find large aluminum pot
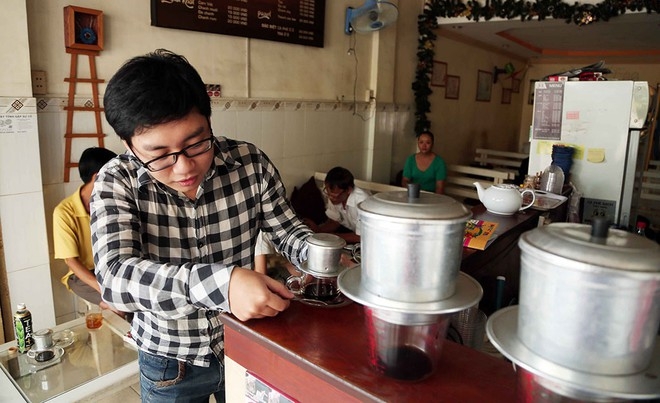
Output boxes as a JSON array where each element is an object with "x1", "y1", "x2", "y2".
[
  {"x1": 358, "y1": 186, "x2": 471, "y2": 303},
  {"x1": 518, "y1": 223, "x2": 660, "y2": 375}
]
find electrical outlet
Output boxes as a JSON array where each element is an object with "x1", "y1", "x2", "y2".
[
  {"x1": 205, "y1": 83, "x2": 222, "y2": 97},
  {"x1": 32, "y1": 70, "x2": 47, "y2": 95}
]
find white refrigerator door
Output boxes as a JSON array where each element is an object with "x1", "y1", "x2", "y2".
[{"x1": 529, "y1": 81, "x2": 635, "y2": 223}]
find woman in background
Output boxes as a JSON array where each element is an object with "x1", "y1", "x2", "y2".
[{"x1": 402, "y1": 131, "x2": 447, "y2": 194}]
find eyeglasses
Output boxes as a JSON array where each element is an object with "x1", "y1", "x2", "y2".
[{"x1": 133, "y1": 136, "x2": 215, "y2": 172}]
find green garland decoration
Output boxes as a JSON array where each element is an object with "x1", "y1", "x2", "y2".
[{"x1": 412, "y1": 0, "x2": 660, "y2": 135}]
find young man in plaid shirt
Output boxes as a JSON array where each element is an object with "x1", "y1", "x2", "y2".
[{"x1": 91, "y1": 49, "x2": 312, "y2": 402}]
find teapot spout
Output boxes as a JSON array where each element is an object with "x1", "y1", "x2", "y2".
[{"x1": 474, "y1": 181, "x2": 485, "y2": 201}]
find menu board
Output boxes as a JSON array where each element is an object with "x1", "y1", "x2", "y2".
[
  {"x1": 532, "y1": 82, "x2": 565, "y2": 140},
  {"x1": 151, "y1": 0, "x2": 325, "y2": 48}
]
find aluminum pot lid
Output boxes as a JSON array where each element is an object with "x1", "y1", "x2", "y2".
[
  {"x1": 520, "y1": 223, "x2": 660, "y2": 273},
  {"x1": 359, "y1": 190, "x2": 471, "y2": 222}
]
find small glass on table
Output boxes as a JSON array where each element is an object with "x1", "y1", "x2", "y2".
[{"x1": 85, "y1": 304, "x2": 103, "y2": 329}]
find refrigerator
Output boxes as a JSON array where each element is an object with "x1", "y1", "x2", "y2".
[{"x1": 528, "y1": 81, "x2": 651, "y2": 228}]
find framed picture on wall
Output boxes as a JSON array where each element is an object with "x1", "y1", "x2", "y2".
[
  {"x1": 512, "y1": 78, "x2": 521, "y2": 93},
  {"x1": 528, "y1": 79, "x2": 539, "y2": 104},
  {"x1": 476, "y1": 70, "x2": 492, "y2": 102},
  {"x1": 432, "y1": 61, "x2": 448, "y2": 87},
  {"x1": 502, "y1": 88, "x2": 512, "y2": 104},
  {"x1": 445, "y1": 75, "x2": 460, "y2": 99}
]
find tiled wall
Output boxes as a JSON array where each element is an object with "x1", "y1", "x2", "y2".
[
  {"x1": 35, "y1": 96, "x2": 412, "y2": 323},
  {"x1": 0, "y1": 96, "x2": 55, "y2": 329}
]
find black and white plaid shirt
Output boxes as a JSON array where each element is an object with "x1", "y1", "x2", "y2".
[{"x1": 90, "y1": 137, "x2": 311, "y2": 367}]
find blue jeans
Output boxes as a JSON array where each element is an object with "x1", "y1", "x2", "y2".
[{"x1": 138, "y1": 350, "x2": 225, "y2": 403}]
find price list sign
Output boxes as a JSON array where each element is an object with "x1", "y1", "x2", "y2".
[
  {"x1": 532, "y1": 82, "x2": 565, "y2": 140},
  {"x1": 151, "y1": 0, "x2": 325, "y2": 48}
]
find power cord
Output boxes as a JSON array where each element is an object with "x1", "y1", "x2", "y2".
[{"x1": 347, "y1": 33, "x2": 374, "y2": 121}]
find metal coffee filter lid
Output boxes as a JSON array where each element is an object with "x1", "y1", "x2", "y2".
[
  {"x1": 520, "y1": 223, "x2": 660, "y2": 273},
  {"x1": 307, "y1": 233, "x2": 346, "y2": 248},
  {"x1": 359, "y1": 191, "x2": 471, "y2": 222}
]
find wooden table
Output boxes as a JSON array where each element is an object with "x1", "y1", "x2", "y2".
[{"x1": 220, "y1": 202, "x2": 569, "y2": 402}]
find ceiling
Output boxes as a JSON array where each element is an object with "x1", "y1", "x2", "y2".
[{"x1": 436, "y1": 12, "x2": 660, "y2": 63}]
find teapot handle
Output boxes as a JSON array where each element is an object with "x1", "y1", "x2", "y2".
[{"x1": 519, "y1": 189, "x2": 536, "y2": 211}]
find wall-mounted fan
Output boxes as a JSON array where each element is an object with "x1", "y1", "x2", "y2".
[{"x1": 345, "y1": 0, "x2": 399, "y2": 35}]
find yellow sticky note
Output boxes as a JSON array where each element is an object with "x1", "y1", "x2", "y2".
[
  {"x1": 536, "y1": 141, "x2": 553, "y2": 155},
  {"x1": 586, "y1": 148, "x2": 605, "y2": 163}
]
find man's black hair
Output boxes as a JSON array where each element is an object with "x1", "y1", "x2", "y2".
[
  {"x1": 79, "y1": 147, "x2": 117, "y2": 184},
  {"x1": 325, "y1": 167, "x2": 354, "y2": 191},
  {"x1": 103, "y1": 49, "x2": 212, "y2": 142}
]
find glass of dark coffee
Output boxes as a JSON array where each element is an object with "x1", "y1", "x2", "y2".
[
  {"x1": 286, "y1": 273, "x2": 340, "y2": 303},
  {"x1": 364, "y1": 307, "x2": 450, "y2": 381}
]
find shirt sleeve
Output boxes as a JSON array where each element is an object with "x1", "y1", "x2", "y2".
[
  {"x1": 90, "y1": 167, "x2": 232, "y2": 319},
  {"x1": 52, "y1": 204, "x2": 81, "y2": 260}
]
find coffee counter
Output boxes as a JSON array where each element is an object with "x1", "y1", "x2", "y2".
[
  {"x1": 221, "y1": 302, "x2": 517, "y2": 403},
  {"x1": 0, "y1": 195, "x2": 562, "y2": 401},
  {"x1": 220, "y1": 202, "x2": 564, "y2": 402}
]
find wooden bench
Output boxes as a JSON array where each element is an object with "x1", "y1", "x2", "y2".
[
  {"x1": 638, "y1": 160, "x2": 660, "y2": 225},
  {"x1": 474, "y1": 148, "x2": 528, "y2": 180},
  {"x1": 445, "y1": 164, "x2": 510, "y2": 201},
  {"x1": 313, "y1": 172, "x2": 402, "y2": 194}
]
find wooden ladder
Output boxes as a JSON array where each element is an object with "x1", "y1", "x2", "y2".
[{"x1": 63, "y1": 48, "x2": 105, "y2": 182}]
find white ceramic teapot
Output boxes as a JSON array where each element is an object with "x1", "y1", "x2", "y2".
[{"x1": 474, "y1": 182, "x2": 536, "y2": 216}]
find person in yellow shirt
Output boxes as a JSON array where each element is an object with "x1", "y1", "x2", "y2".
[{"x1": 53, "y1": 147, "x2": 117, "y2": 310}]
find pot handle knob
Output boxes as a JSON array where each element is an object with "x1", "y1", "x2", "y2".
[
  {"x1": 407, "y1": 183, "x2": 420, "y2": 200},
  {"x1": 589, "y1": 217, "x2": 610, "y2": 244}
]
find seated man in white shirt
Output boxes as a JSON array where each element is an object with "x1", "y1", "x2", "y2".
[{"x1": 304, "y1": 167, "x2": 370, "y2": 244}]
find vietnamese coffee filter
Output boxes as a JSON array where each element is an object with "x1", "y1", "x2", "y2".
[
  {"x1": 300, "y1": 233, "x2": 346, "y2": 277},
  {"x1": 518, "y1": 223, "x2": 660, "y2": 375}
]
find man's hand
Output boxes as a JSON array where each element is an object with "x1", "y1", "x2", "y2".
[{"x1": 228, "y1": 267, "x2": 294, "y2": 321}]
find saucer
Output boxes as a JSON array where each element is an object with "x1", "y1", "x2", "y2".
[
  {"x1": 486, "y1": 306, "x2": 660, "y2": 399},
  {"x1": 27, "y1": 346, "x2": 64, "y2": 367},
  {"x1": 53, "y1": 329, "x2": 75, "y2": 348},
  {"x1": 293, "y1": 293, "x2": 353, "y2": 308},
  {"x1": 337, "y1": 267, "x2": 483, "y2": 314},
  {"x1": 295, "y1": 295, "x2": 352, "y2": 309}
]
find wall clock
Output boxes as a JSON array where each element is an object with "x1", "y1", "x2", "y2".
[{"x1": 63, "y1": 6, "x2": 104, "y2": 51}]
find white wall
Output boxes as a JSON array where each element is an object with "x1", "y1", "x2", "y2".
[{"x1": 0, "y1": 0, "x2": 55, "y2": 331}]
